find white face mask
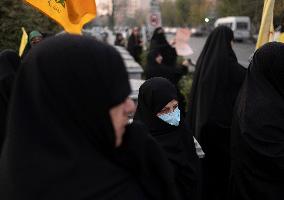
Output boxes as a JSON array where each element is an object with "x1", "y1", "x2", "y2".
[{"x1": 158, "y1": 107, "x2": 180, "y2": 126}]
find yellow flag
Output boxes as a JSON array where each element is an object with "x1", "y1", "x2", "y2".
[
  {"x1": 256, "y1": 0, "x2": 275, "y2": 49},
  {"x1": 19, "y1": 27, "x2": 28, "y2": 57},
  {"x1": 25, "y1": 0, "x2": 97, "y2": 34},
  {"x1": 279, "y1": 33, "x2": 284, "y2": 43}
]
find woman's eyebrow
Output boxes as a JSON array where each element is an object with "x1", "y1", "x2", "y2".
[{"x1": 160, "y1": 107, "x2": 169, "y2": 112}]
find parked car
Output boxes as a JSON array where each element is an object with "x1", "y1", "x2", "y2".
[
  {"x1": 164, "y1": 27, "x2": 178, "y2": 35},
  {"x1": 191, "y1": 26, "x2": 207, "y2": 37}
]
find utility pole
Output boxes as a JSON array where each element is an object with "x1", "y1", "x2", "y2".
[{"x1": 110, "y1": 0, "x2": 115, "y2": 30}]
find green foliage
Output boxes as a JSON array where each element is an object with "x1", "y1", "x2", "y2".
[
  {"x1": 176, "y1": 56, "x2": 193, "y2": 110},
  {"x1": 176, "y1": 0, "x2": 190, "y2": 26},
  {"x1": 160, "y1": 0, "x2": 179, "y2": 27},
  {"x1": 161, "y1": 0, "x2": 283, "y2": 29},
  {"x1": 178, "y1": 73, "x2": 193, "y2": 111},
  {"x1": 161, "y1": 0, "x2": 191, "y2": 27},
  {"x1": 124, "y1": 10, "x2": 147, "y2": 28},
  {"x1": 189, "y1": 0, "x2": 211, "y2": 26},
  {"x1": 0, "y1": 0, "x2": 61, "y2": 51},
  {"x1": 161, "y1": 0, "x2": 211, "y2": 27},
  {"x1": 273, "y1": 1, "x2": 284, "y2": 25},
  {"x1": 140, "y1": 50, "x2": 147, "y2": 71},
  {"x1": 217, "y1": 0, "x2": 263, "y2": 30},
  {"x1": 217, "y1": 0, "x2": 284, "y2": 31}
]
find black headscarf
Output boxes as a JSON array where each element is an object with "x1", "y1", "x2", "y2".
[
  {"x1": 0, "y1": 50, "x2": 20, "y2": 73},
  {"x1": 186, "y1": 27, "x2": 246, "y2": 200},
  {"x1": 114, "y1": 33, "x2": 125, "y2": 47},
  {"x1": 229, "y1": 42, "x2": 284, "y2": 200},
  {"x1": 150, "y1": 27, "x2": 169, "y2": 49},
  {"x1": 145, "y1": 49, "x2": 185, "y2": 85},
  {"x1": 186, "y1": 26, "x2": 246, "y2": 139},
  {"x1": 134, "y1": 77, "x2": 178, "y2": 133},
  {"x1": 149, "y1": 27, "x2": 177, "y2": 66},
  {"x1": 134, "y1": 77, "x2": 199, "y2": 200},
  {"x1": 0, "y1": 35, "x2": 180, "y2": 200},
  {"x1": 0, "y1": 50, "x2": 20, "y2": 154}
]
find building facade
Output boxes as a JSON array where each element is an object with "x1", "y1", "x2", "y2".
[{"x1": 96, "y1": 0, "x2": 112, "y2": 16}]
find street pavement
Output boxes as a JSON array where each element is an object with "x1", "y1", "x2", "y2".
[{"x1": 188, "y1": 36, "x2": 256, "y2": 68}]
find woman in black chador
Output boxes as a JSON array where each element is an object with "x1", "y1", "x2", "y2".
[
  {"x1": 147, "y1": 27, "x2": 188, "y2": 115},
  {"x1": 186, "y1": 26, "x2": 246, "y2": 200},
  {"x1": 127, "y1": 27, "x2": 143, "y2": 64},
  {"x1": 149, "y1": 27, "x2": 177, "y2": 67},
  {"x1": 134, "y1": 77, "x2": 200, "y2": 200},
  {"x1": 229, "y1": 42, "x2": 284, "y2": 200},
  {"x1": 114, "y1": 33, "x2": 126, "y2": 47},
  {"x1": 145, "y1": 49, "x2": 187, "y2": 88},
  {"x1": 0, "y1": 50, "x2": 20, "y2": 154},
  {"x1": 0, "y1": 35, "x2": 182, "y2": 200}
]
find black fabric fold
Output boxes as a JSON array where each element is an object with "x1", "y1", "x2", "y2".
[
  {"x1": 0, "y1": 50, "x2": 20, "y2": 155},
  {"x1": 127, "y1": 33, "x2": 142, "y2": 64},
  {"x1": 134, "y1": 77, "x2": 199, "y2": 200},
  {"x1": 149, "y1": 27, "x2": 177, "y2": 67},
  {"x1": 0, "y1": 35, "x2": 180, "y2": 200},
  {"x1": 186, "y1": 26, "x2": 246, "y2": 200},
  {"x1": 229, "y1": 42, "x2": 284, "y2": 200}
]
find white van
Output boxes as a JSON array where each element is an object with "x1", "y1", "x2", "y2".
[{"x1": 214, "y1": 16, "x2": 251, "y2": 41}]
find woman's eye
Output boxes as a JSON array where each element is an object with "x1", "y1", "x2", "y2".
[{"x1": 160, "y1": 108, "x2": 169, "y2": 115}]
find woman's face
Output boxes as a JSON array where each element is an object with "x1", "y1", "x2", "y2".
[
  {"x1": 155, "y1": 54, "x2": 163, "y2": 64},
  {"x1": 117, "y1": 34, "x2": 122, "y2": 40},
  {"x1": 30, "y1": 36, "x2": 43, "y2": 47},
  {"x1": 156, "y1": 99, "x2": 178, "y2": 116},
  {"x1": 109, "y1": 97, "x2": 135, "y2": 147},
  {"x1": 133, "y1": 27, "x2": 139, "y2": 36},
  {"x1": 157, "y1": 28, "x2": 164, "y2": 35}
]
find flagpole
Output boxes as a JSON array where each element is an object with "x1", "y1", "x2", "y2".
[{"x1": 256, "y1": 0, "x2": 275, "y2": 49}]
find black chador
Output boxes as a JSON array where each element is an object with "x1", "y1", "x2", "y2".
[
  {"x1": 186, "y1": 26, "x2": 246, "y2": 200},
  {"x1": 229, "y1": 42, "x2": 284, "y2": 200},
  {"x1": 0, "y1": 35, "x2": 181, "y2": 200},
  {"x1": 134, "y1": 77, "x2": 199, "y2": 200}
]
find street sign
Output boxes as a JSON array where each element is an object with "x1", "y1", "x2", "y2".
[
  {"x1": 146, "y1": 0, "x2": 162, "y2": 40},
  {"x1": 150, "y1": 14, "x2": 159, "y2": 26}
]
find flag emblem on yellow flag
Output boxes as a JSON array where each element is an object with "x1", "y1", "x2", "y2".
[
  {"x1": 256, "y1": 0, "x2": 275, "y2": 49},
  {"x1": 19, "y1": 27, "x2": 28, "y2": 57},
  {"x1": 25, "y1": 0, "x2": 97, "y2": 34}
]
